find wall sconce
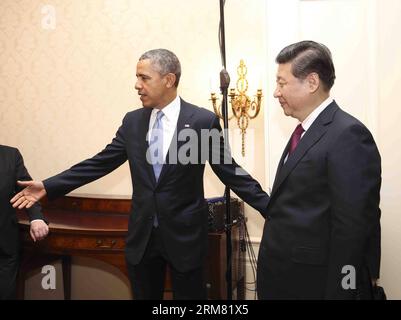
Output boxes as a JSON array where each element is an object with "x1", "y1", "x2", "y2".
[{"x1": 210, "y1": 59, "x2": 263, "y2": 156}]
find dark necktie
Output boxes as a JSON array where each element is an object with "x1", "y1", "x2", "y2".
[{"x1": 288, "y1": 124, "x2": 305, "y2": 156}]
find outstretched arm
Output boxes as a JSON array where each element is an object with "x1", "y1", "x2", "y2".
[
  {"x1": 208, "y1": 115, "x2": 270, "y2": 216},
  {"x1": 12, "y1": 114, "x2": 129, "y2": 208}
]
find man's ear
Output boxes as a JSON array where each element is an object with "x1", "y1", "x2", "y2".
[
  {"x1": 307, "y1": 72, "x2": 320, "y2": 93},
  {"x1": 164, "y1": 73, "x2": 177, "y2": 88}
]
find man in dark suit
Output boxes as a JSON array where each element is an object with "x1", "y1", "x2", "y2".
[
  {"x1": 11, "y1": 49, "x2": 269, "y2": 300},
  {"x1": 0, "y1": 145, "x2": 48, "y2": 299},
  {"x1": 257, "y1": 41, "x2": 381, "y2": 300}
]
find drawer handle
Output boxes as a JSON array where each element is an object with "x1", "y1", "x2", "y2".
[{"x1": 96, "y1": 239, "x2": 116, "y2": 249}]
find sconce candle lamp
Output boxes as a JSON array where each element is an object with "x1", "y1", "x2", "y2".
[{"x1": 210, "y1": 60, "x2": 263, "y2": 156}]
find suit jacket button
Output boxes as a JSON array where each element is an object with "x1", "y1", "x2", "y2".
[
  {"x1": 149, "y1": 215, "x2": 154, "y2": 220},
  {"x1": 266, "y1": 215, "x2": 272, "y2": 221}
]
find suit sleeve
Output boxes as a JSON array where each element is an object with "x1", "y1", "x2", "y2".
[
  {"x1": 43, "y1": 116, "x2": 128, "y2": 199},
  {"x1": 208, "y1": 115, "x2": 270, "y2": 217},
  {"x1": 14, "y1": 149, "x2": 46, "y2": 222},
  {"x1": 325, "y1": 123, "x2": 381, "y2": 299}
]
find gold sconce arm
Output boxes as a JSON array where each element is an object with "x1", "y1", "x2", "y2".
[
  {"x1": 248, "y1": 89, "x2": 263, "y2": 119},
  {"x1": 210, "y1": 92, "x2": 234, "y2": 120}
]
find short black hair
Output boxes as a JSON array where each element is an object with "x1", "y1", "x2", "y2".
[
  {"x1": 140, "y1": 49, "x2": 181, "y2": 87},
  {"x1": 276, "y1": 40, "x2": 336, "y2": 91}
]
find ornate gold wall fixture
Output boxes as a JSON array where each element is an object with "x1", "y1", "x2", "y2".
[{"x1": 210, "y1": 60, "x2": 263, "y2": 156}]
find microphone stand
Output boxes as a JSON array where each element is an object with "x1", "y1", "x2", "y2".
[{"x1": 218, "y1": 0, "x2": 233, "y2": 300}]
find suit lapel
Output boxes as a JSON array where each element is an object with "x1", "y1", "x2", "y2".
[
  {"x1": 271, "y1": 139, "x2": 291, "y2": 190},
  {"x1": 139, "y1": 108, "x2": 157, "y2": 186},
  {"x1": 270, "y1": 102, "x2": 339, "y2": 199},
  {"x1": 155, "y1": 98, "x2": 195, "y2": 188}
]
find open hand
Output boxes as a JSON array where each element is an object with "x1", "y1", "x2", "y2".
[{"x1": 10, "y1": 180, "x2": 47, "y2": 209}]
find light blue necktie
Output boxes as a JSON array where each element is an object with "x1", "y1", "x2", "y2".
[
  {"x1": 150, "y1": 110, "x2": 164, "y2": 182},
  {"x1": 149, "y1": 110, "x2": 164, "y2": 227}
]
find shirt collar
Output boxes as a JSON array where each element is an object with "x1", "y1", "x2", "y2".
[
  {"x1": 151, "y1": 95, "x2": 181, "y2": 122},
  {"x1": 301, "y1": 96, "x2": 333, "y2": 132}
]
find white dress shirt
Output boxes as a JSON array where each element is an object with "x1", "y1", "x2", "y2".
[
  {"x1": 300, "y1": 96, "x2": 333, "y2": 138},
  {"x1": 148, "y1": 95, "x2": 181, "y2": 162},
  {"x1": 284, "y1": 96, "x2": 333, "y2": 163}
]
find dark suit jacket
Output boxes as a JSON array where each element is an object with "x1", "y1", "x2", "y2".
[
  {"x1": 257, "y1": 101, "x2": 381, "y2": 299},
  {"x1": 0, "y1": 145, "x2": 44, "y2": 257},
  {"x1": 43, "y1": 99, "x2": 270, "y2": 272}
]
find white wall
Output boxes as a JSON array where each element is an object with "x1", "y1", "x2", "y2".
[
  {"x1": 265, "y1": 0, "x2": 379, "y2": 188},
  {"x1": 377, "y1": 0, "x2": 401, "y2": 300}
]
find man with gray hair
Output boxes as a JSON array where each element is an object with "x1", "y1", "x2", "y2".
[{"x1": 11, "y1": 48, "x2": 270, "y2": 300}]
